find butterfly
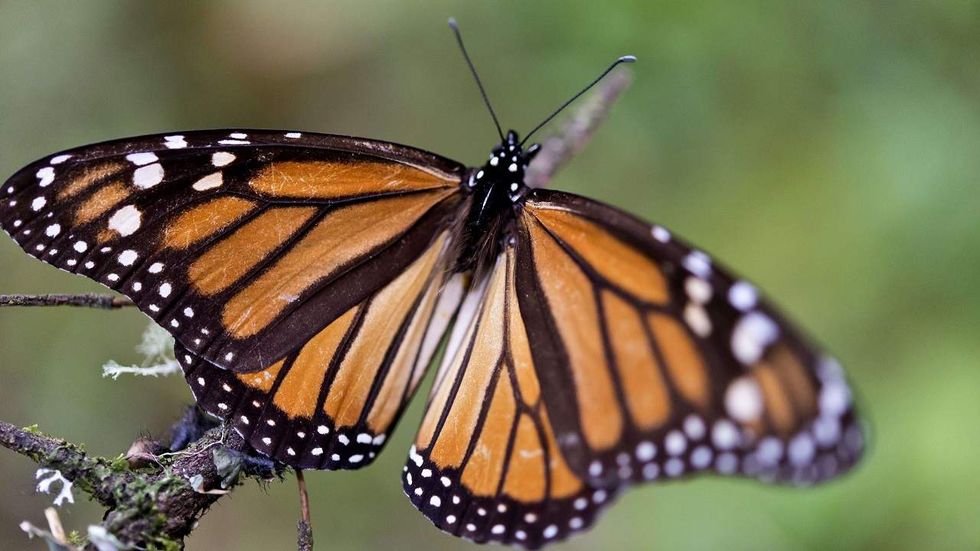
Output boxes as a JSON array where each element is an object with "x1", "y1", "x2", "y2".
[{"x1": 0, "y1": 19, "x2": 862, "y2": 549}]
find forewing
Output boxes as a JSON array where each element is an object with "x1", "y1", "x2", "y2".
[
  {"x1": 404, "y1": 250, "x2": 617, "y2": 549},
  {"x1": 178, "y1": 231, "x2": 467, "y2": 469},
  {"x1": 0, "y1": 130, "x2": 465, "y2": 372},
  {"x1": 517, "y1": 189, "x2": 863, "y2": 488}
]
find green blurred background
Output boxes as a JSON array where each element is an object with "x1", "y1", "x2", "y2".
[{"x1": 1, "y1": 1, "x2": 978, "y2": 549}]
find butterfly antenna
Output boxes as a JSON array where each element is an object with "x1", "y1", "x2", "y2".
[
  {"x1": 521, "y1": 55, "x2": 636, "y2": 146},
  {"x1": 449, "y1": 17, "x2": 505, "y2": 141}
]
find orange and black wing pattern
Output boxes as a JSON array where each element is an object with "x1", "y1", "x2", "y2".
[
  {"x1": 0, "y1": 130, "x2": 464, "y2": 374},
  {"x1": 405, "y1": 248, "x2": 614, "y2": 549},
  {"x1": 404, "y1": 190, "x2": 862, "y2": 548},
  {"x1": 1, "y1": 126, "x2": 864, "y2": 548},
  {"x1": 178, "y1": 233, "x2": 466, "y2": 468},
  {"x1": 515, "y1": 190, "x2": 862, "y2": 488}
]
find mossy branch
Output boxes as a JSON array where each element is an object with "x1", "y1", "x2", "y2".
[
  {"x1": 1, "y1": 413, "x2": 278, "y2": 550},
  {"x1": 0, "y1": 294, "x2": 133, "y2": 309}
]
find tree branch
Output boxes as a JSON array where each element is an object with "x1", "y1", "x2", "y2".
[
  {"x1": 296, "y1": 470, "x2": 314, "y2": 551},
  {"x1": 1, "y1": 413, "x2": 279, "y2": 550},
  {"x1": 0, "y1": 294, "x2": 132, "y2": 309},
  {"x1": 526, "y1": 66, "x2": 633, "y2": 188}
]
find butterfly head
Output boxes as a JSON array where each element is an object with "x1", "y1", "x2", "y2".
[{"x1": 468, "y1": 130, "x2": 541, "y2": 203}]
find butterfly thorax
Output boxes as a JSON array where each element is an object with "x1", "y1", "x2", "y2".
[{"x1": 458, "y1": 130, "x2": 539, "y2": 271}]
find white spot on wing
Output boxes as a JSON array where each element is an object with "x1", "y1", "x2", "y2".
[
  {"x1": 691, "y1": 445, "x2": 713, "y2": 469},
  {"x1": 820, "y1": 380, "x2": 851, "y2": 418},
  {"x1": 665, "y1": 430, "x2": 687, "y2": 455},
  {"x1": 192, "y1": 172, "x2": 223, "y2": 191},
  {"x1": 683, "y1": 414, "x2": 706, "y2": 440},
  {"x1": 731, "y1": 312, "x2": 780, "y2": 365},
  {"x1": 756, "y1": 437, "x2": 783, "y2": 465},
  {"x1": 728, "y1": 281, "x2": 758, "y2": 311},
  {"x1": 164, "y1": 135, "x2": 188, "y2": 149},
  {"x1": 211, "y1": 152, "x2": 235, "y2": 167},
  {"x1": 635, "y1": 441, "x2": 656, "y2": 461},
  {"x1": 711, "y1": 419, "x2": 739, "y2": 450},
  {"x1": 133, "y1": 163, "x2": 165, "y2": 189},
  {"x1": 788, "y1": 434, "x2": 816, "y2": 466},
  {"x1": 126, "y1": 152, "x2": 158, "y2": 166},
  {"x1": 108, "y1": 205, "x2": 142, "y2": 236},
  {"x1": 117, "y1": 249, "x2": 138, "y2": 266},
  {"x1": 685, "y1": 277, "x2": 713, "y2": 303},
  {"x1": 683, "y1": 303, "x2": 712, "y2": 337},
  {"x1": 683, "y1": 250, "x2": 712, "y2": 277},
  {"x1": 725, "y1": 376, "x2": 764, "y2": 422},
  {"x1": 36, "y1": 167, "x2": 55, "y2": 187}
]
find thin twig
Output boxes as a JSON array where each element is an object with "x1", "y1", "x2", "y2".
[
  {"x1": 297, "y1": 470, "x2": 312, "y2": 526},
  {"x1": 525, "y1": 66, "x2": 633, "y2": 188},
  {"x1": 44, "y1": 507, "x2": 68, "y2": 545},
  {"x1": 296, "y1": 469, "x2": 314, "y2": 551},
  {"x1": 0, "y1": 293, "x2": 133, "y2": 309}
]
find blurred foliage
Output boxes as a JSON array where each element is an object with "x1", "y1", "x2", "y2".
[{"x1": 0, "y1": 1, "x2": 978, "y2": 550}]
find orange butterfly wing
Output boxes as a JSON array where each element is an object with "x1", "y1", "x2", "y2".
[
  {"x1": 516, "y1": 190, "x2": 862, "y2": 487},
  {"x1": 178, "y1": 232, "x2": 465, "y2": 468},
  {"x1": 0, "y1": 130, "x2": 464, "y2": 374},
  {"x1": 406, "y1": 248, "x2": 613, "y2": 548},
  {"x1": 404, "y1": 190, "x2": 863, "y2": 547}
]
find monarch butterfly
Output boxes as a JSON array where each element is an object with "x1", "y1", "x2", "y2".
[{"x1": 0, "y1": 19, "x2": 862, "y2": 549}]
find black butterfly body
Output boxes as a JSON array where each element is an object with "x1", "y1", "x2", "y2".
[{"x1": 1, "y1": 123, "x2": 863, "y2": 548}]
